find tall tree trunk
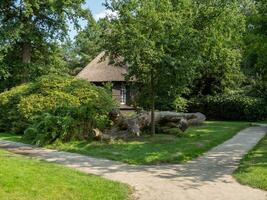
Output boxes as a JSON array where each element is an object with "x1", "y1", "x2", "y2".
[
  {"x1": 150, "y1": 69, "x2": 156, "y2": 136},
  {"x1": 21, "y1": 42, "x2": 31, "y2": 83}
]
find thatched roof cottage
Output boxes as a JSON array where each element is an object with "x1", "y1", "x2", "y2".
[{"x1": 77, "y1": 52, "x2": 134, "y2": 110}]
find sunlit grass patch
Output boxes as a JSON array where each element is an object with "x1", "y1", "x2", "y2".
[
  {"x1": 0, "y1": 150, "x2": 130, "y2": 200},
  {"x1": 234, "y1": 135, "x2": 267, "y2": 191}
]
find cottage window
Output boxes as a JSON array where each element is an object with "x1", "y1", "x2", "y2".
[{"x1": 120, "y1": 85, "x2": 127, "y2": 105}]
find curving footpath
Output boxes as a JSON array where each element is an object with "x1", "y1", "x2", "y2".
[{"x1": 0, "y1": 125, "x2": 267, "y2": 200}]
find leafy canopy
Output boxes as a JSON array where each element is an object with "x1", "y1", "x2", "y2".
[
  {"x1": 103, "y1": 0, "x2": 201, "y2": 134},
  {"x1": 191, "y1": 0, "x2": 246, "y2": 96},
  {"x1": 0, "y1": 0, "x2": 89, "y2": 91},
  {"x1": 242, "y1": 0, "x2": 267, "y2": 99}
]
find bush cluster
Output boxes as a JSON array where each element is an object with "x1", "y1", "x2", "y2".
[
  {"x1": 0, "y1": 75, "x2": 117, "y2": 145},
  {"x1": 173, "y1": 96, "x2": 188, "y2": 112},
  {"x1": 0, "y1": 84, "x2": 31, "y2": 132},
  {"x1": 189, "y1": 94, "x2": 267, "y2": 121}
]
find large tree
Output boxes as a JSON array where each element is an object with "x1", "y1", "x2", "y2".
[
  {"x1": 242, "y1": 0, "x2": 267, "y2": 99},
  {"x1": 75, "y1": 16, "x2": 105, "y2": 68},
  {"x1": 66, "y1": 14, "x2": 107, "y2": 75},
  {"x1": 0, "y1": 0, "x2": 89, "y2": 89},
  {"x1": 191, "y1": 0, "x2": 246, "y2": 96},
  {"x1": 103, "y1": 0, "x2": 200, "y2": 135}
]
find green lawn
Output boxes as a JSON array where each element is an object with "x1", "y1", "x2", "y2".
[
  {"x1": 0, "y1": 121, "x2": 250, "y2": 165},
  {"x1": 0, "y1": 149, "x2": 130, "y2": 200},
  {"x1": 234, "y1": 134, "x2": 267, "y2": 191}
]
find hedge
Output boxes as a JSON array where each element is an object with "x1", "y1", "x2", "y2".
[{"x1": 189, "y1": 94, "x2": 267, "y2": 121}]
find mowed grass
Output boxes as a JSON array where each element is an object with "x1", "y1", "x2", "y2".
[
  {"x1": 0, "y1": 150, "x2": 130, "y2": 200},
  {"x1": 0, "y1": 121, "x2": 249, "y2": 165},
  {"x1": 234, "y1": 134, "x2": 267, "y2": 191}
]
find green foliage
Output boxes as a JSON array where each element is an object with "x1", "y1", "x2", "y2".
[
  {"x1": 25, "y1": 121, "x2": 249, "y2": 165},
  {"x1": 18, "y1": 92, "x2": 80, "y2": 119},
  {"x1": 103, "y1": 0, "x2": 249, "y2": 116},
  {"x1": 189, "y1": 94, "x2": 267, "y2": 121},
  {"x1": 0, "y1": 1, "x2": 87, "y2": 42},
  {"x1": 192, "y1": 0, "x2": 246, "y2": 95},
  {"x1": 63, "y1": 21, "x2": 106, "y2": 76},
  {"x1": 0, "y1": 75, "x2": 117, "y2": 144},
  {"x1": 0, "y1": 84, "x2": 31, "y2": 132},
  {"x1": 173, "y1": 96, "x2": 188, "y2": 112},
  {"x1": 0, "y1": 41, "x2": 68, "y2": 92},
  {"x1": 0, "y1": 0, "x2": 89, "y2": 90},
  {"x1": 24, "y1": 113, "x2": 75, "y2": 146},
  {"x1": 67, "y1": 15, "x2": 106, "y2": 75},
  {"x1": 242, "y1": 0, "x2": 267, "y2": 99},
  {"x1": 104, "y1": 0, "x2": 200, "y2": 134}
]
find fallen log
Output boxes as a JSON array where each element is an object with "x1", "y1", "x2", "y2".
[{"x1": 108, "y1": 110, "x2": 206, "y2": 137}]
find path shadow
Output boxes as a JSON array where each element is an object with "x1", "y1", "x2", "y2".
[{"x1": 0, "y1": 126, "x2": 266, "y2": 190}]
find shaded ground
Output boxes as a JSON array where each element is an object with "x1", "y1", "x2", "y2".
[
  {"x1": 0, "y1": 125, "x2": 267, "y2": 200},
  {"x1": 0, "y1": 121, "x2": 250, "y2": 165}
]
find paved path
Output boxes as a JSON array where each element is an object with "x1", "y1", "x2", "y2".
[{"x1": 0, "y1": 126, "x2": 267, "y2": 200}]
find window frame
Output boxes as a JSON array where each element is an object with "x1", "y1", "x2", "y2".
[{"x1": 120, "y1": 84, "x2": 127, "y2": 105}]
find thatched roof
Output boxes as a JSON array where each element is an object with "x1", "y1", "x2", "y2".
[{"x1": 77, "y1": 52, "x2": 127, "y2": 82}]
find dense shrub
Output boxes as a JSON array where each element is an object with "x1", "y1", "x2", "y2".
[
  {"x1": 189, "y1": 94, "x2": 267, "y2": 121},
  {"x1": 18, "y1": 92, "x2": 81, "y2": 119},
  {"x1": 0, "y1": 84, "x2": 31, "y2": 132},
  {"x1": 173, "y1": 96, "x2": 188, "y2": 112},
  {"x1": 0, "y1": 75, "x2": 117, "y2": 144},
  {"x1": 24, "y1": 113, "x2": 76, "y2": 145}
]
